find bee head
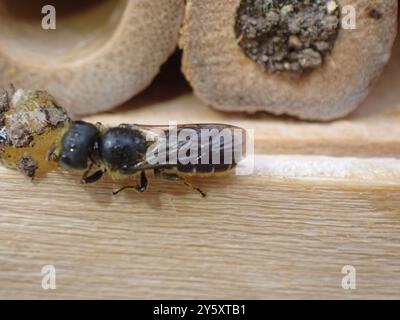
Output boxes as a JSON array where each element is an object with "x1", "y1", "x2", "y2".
[{"x1": 59, "y1": 121, "x2": 99, "y2": 170}]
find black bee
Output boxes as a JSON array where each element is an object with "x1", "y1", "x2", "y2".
[{"x1": 53, "y1": 121, "x2": 246, "y2": 196}]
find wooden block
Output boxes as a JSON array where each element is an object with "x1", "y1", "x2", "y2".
[
  {"x1": 0, "y1": 155, "x2": 400, "y2": 299},
  {"x1": 0, "y1": 0, "x2": 184, "y2": 116},
  {"x1": 1, "y1": 21, "x2": 400, "y2": 300}
]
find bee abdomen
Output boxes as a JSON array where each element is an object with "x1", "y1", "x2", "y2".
[
  {"x1": 175, "y1": 140, "x2": 239, "y2": 174},
  {"x1": 174, "y1": 125, "x2": 245, "y2": 176},
  {"x1": 177, "y1": 162, "x2": 235, "y2": 176}
]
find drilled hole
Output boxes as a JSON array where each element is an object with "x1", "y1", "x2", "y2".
[{"x1": 0, "y1": 0, "x2": 127, "y2": 63}]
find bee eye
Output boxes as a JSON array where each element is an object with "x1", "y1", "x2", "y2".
[{"x1": 59, "y1": 121, "x2": 99, "y2": 170}]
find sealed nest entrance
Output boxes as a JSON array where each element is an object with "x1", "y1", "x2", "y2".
[
  {"x1": 0, "y1": 88, "x2": 70, "y2": 177},
  {"x1": 235, "y1": 0, "x2": 341, "y2": 74}
]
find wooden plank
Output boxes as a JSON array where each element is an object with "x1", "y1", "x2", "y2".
[{"x1": 1, "y1": 156, "x2": 400, "y2": 299}]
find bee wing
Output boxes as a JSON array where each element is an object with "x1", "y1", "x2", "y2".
[{"x1": 131, "y1": 124, "x2": 246, "y2": 171}]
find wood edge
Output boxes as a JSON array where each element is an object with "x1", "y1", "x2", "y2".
[{"x1": 2, "y1": 154, "x2": 400, "y2": 187}]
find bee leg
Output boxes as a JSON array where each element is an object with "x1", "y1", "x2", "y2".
[
  {"x1": 113, "y1": 171, "x2": 148, "y2": 196},
  {"x1": 137, "y1": 171, "x2": 148, "y2": 192},
  {"x1": 80, "y1": 163, "x2": 93, "y2": 180},
  {"x1": 81, "y1": 167, "x2": 104, "y2": 185},
  {"x1": 154, "y1": 169, "x2": 206, "y2": 198},
  {"x1": 183, "y1": 179, "x2": 207, "y2": 198},
  {"x1": 154, "y1": 168, "x2": 180, "y2": 181}
]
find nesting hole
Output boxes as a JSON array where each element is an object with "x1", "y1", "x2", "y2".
[{"x1": 0, "y1": 0, "x2": 127, "y2": 63}]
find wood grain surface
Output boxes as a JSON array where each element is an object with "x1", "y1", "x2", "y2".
[
  {"x1": 1, "y1": 155, "x2": 400, "y2": 299},
  {"x1": 1, "y1": 36, "x2": 400, "y2": 300}
]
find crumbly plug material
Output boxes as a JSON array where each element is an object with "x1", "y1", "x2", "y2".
[
  {"x1": 235, "y1": 0, "x2": 341, "y2": 74},
  {"x1": 0, "y1": 88, "x2": 70, "y2": 177}
]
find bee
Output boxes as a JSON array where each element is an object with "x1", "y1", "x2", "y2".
[
  {"x1": 51, "y1": 121, "x2": 246, "y2": 197},
  {"x1": 1, "y1": 89, "x2": 247, "y2": 197}
]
